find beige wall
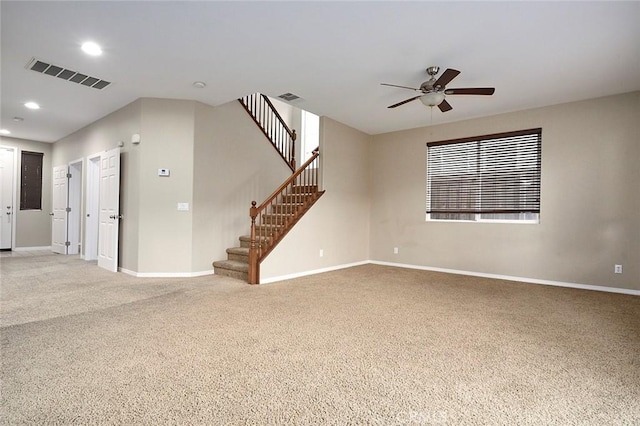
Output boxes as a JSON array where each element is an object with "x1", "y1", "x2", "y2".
[
  {"x1": 261, "y1": 117, "x2": 371, "y2": 280},
  {"x1": 370, "y1": 91, "x2": 640, "y2": 290},
  {"x1": 0, "y1": 137, "x2": 52, "y2": 248},
  {"x1": 52, "y1": 100, "x2": 142, "y2": 270},
  {"x1": 269, "y1": 97, "x2": 297, "y2": 130},
  {"x1": 264, "y1": 97, "x2": 304, "y2": 166},
  {"x1": 50, "y1": 97, "x2": 297, "y2": 274},
  {"x1": 17, "y1": 91, "x2": 637, "y2": 291},
  {"x1": 135, "y1": 99, "x2": 196, "y2": 273},
  {"x1": 192, "y1": 101, "x2": 293, "y2": 272}
]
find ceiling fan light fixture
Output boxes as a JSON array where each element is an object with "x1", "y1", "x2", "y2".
[{"x1": 419, "y1": 92, "x2": 445, "y2": 107}]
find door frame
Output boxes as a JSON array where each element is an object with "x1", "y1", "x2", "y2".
[
  {"x1": 84, "y1": 152, "x2": 101, "y2": 261},
  {"x1": 68, "y1": 158, "x2": 83, "y2": 255},
  {"x1": 0, "y1": 146, "x2": 17, "y2": 250}
]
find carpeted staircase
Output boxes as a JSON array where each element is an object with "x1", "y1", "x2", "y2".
[
  {"x1": 215, "y1": 94, "x2": 323, "y2": 284},
  {"x1": 213, "y1": 184, "x2": 322, "y2": 282},
  {"x1": 211, "y1": 237, "x2": 251, "y2": 281}
]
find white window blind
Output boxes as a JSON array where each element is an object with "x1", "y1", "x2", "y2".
[{"x1": 426, "y1": 128, "x2": 541, "y2": 221}]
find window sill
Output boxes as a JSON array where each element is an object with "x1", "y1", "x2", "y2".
[{"x1": 425, "y1": 217, "x2": 539, "y2": 225}]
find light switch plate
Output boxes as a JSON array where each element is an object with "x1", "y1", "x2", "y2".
[
  {"x1": 177, "y1": 202, "x2": 189, "y2": 211},
  {"x1": 158, "y1": 168, "x2": 170, "y2": 177}
]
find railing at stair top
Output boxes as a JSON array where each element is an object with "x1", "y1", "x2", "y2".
[
  {"x1": 248, "y1": 148, "x2": 322, "y2": 284},
  {"x1": 239, "y1": 93, "x2": 297, "y2": 171}
]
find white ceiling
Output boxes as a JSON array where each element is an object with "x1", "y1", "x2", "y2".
[{"x1": 1, "y1": 1, "x2": 639, "y2": 143}]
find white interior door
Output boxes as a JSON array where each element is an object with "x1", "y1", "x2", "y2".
[
  {"x1": 52, "y1": 165, "x2": 69, "y2": 254},
  {"x1": 98, "y1": 147, "x2": 120, "y2": 272},
  {"x1": 0, "y1": 148, "x2": 15, "y2": 249}
]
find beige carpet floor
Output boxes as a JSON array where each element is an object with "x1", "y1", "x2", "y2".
[{"x1": 1, "y1": 253, "x2": 639, "y2": 425}]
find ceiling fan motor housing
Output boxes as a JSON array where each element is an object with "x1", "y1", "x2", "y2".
[{"x1": 420, "y1": 79, "x2": 437, "y2": 93}]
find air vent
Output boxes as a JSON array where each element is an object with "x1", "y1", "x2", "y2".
[
  {"x1": 25, "y1": 58, "x2": 111, "y2": 90},
  {"x1": 278, "y1": 92, "x2": 301, "y2": 101}
]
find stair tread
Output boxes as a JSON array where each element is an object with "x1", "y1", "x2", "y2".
[
  {"x1": 212, "y1": 259, "x2": 249, "y2": 272},
  {"x1": 227, "y1": 247, "x2": 249, "y2": 254}
]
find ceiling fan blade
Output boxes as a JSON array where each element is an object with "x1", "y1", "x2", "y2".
[
  {"x1": 387, "y1": 96, "x2": 421, "y2": 109},
  {"x1": 445, "y1": 88, "x2": 495, "y2": 96},
  {"x1": 381, "y1": 83, "x2": 420, "y2": 92},
  {"x1": 438, "y1": 99, "x2": 453, "y2": 112},
  {"x1": 434, "y1": 68, "x2": 460, "y2": 88}
]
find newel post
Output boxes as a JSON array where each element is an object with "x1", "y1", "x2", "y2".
[{"x1": 248, "y1": 201, "x2": 259, "y2": 284}]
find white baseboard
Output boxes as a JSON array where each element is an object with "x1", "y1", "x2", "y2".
[
  {"x1": 114, "y1": 260, "x2": 638, "y2": 296},
  {"x1": 370, "y1": 260, "x2": 640, "y2": 296},
  {"x1": 119, "y1": 268, "x2": 214, "y2": 278},
  {"x1": 260, "y1": 260, "x2": 370, "y2": 284},
  {"x1": 13, "y1": 246, "x2": 51, "y2": 252}
]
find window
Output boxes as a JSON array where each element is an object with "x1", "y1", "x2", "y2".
[
  {"x1": 426, "y1": 128, "x2": 541, "y2": 223},
  {"x1": 20, "y1": 151, "x2": 43, "y2": 210}
]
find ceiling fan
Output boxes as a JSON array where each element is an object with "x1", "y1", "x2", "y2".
[{"x1": 381, "y1": 66, "x2": 495, "y2": 112}]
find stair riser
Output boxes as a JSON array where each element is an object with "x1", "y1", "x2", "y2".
[
  {"x1": 281, "y1": 194, "x2": 313, "y2": 203},
  {"x1": 271, "y1": 204, "x2": 302, "y2": 214},
  {"x1": 239, "y1": 236, "x2": 270, "y2": 248},
  {"x1": 214, "y1": 267, "x2": 248, "y2": 281},
  {"x1": 228, "y1": 252, "x2": 248, "y2": 262},
  {"x1": 290, "y1": 185, "x2": 318, "y2": 194},
  {"x1": 261, "y1": 215, "x2": 293, "y2": 225},
  {"x1": 254, "y1": 226, "x2": 282, "y2": 236}
]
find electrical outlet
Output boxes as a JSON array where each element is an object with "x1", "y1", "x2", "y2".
[
  {"x1": 319, "y1": 249, "x2": 324, "y2": 257},
  {"x1": 614, "y1": 264, "x2": 623, "y2": 274},
  {"x1": 393, "y1": 247, "x2": 399, "y2": 254}
]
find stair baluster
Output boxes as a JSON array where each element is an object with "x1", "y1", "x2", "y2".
[{"x1": 239, "y1": 93, "x2": 297, "y2": 171}]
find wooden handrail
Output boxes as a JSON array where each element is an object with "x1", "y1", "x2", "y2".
[
  {"x1": 248, "y1": 147, "x2": 322, "y2": 284},
  {"x1": 254, "y1": 148, "x2": 319, "y2": 212},
  {"x1": 261, "y1": 95, "x2": 296, "y2": 141},
  {"x1": 238, "y1": 94, "x2": 297, "y2": 171}
]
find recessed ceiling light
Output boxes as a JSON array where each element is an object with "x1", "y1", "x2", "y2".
[
  {"x1": 192, "y1": 81, "x2": 206, "y2": 89},
  {"x1": 24, "y1": 102, "x2": 40, "y2": 110},
  {"x1": 0, "y1": 129, "x2": 11, "y2": 135},
  {"x1": 13, "y1": 117, "x2": 24, "y2": 122},
  {"x1": 81, "y1": 41, "x2": 102, "y2": 56}
]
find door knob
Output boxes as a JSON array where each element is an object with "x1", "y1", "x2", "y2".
[
  {"x1": 109, "y1": 214, "x2": 123, "y2": 220},
  {"x1": 49, "y1": 212, "x2": 54, "y2": 216}
]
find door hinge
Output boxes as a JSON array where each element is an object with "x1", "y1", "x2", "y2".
[
  {"x1": 65, "y1": 241, "x2": 71, "y2": 247},
  {"x1": 66, "y1": 173, "x2": 72, "y2": 179},
  {"x1": 66, "y1": 207, "x2": 71, "y2": 212}
]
